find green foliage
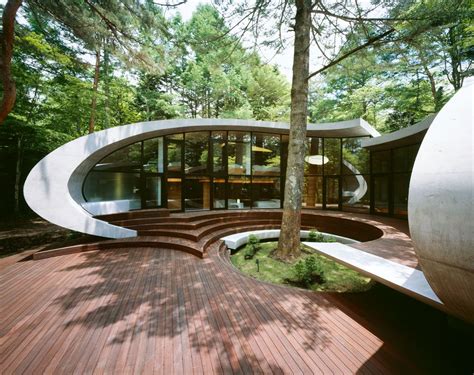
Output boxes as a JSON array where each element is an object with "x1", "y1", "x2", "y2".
[
  {"x1": 308, "y1": 229, "x2": 324, "y2": 242},
  {"x1": 292, "y1": 256, "x2": 326, "y2": 287},
  {"x1": 243, "y1": 234, "x2": 261, "y2": 260}
]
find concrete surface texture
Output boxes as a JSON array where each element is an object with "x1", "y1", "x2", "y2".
[
  {"x1": 23, "y1": 118, "x2": 377, "y2": 239},
  {"x1": 408, "y1": 77, "x2": 474, "y2": 324}
]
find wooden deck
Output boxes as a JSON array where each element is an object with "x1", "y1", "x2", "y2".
[{"x1": 1, "y1": 210, "x2": 455, "y2": 374}]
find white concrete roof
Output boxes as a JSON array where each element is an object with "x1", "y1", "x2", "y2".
[
  {"x1": 361, "y1": 114, "x2": 436, "y2": 150},
  {"x1": 24, "y1": 118, "x2": 379, "y2": 239}
]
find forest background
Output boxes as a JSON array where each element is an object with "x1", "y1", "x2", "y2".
[{"x1": 0, "y1": 0, "x2": 472, "y2": 217}]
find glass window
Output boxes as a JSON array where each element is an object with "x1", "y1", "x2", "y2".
[
  {"x1": 167, "y1": 177, "x2": 182, "y2": 210},
  {"x1": 252, "y1": 133, "x2": 280, "y2": 176},
  {"x1": 184, "y1": 176, "x2": 210, "y2": 210},
  {"x1": 324, "y1": 138, "x2": 340, "y2": 175},
  {"x1": 342, "y1": 174, "x2": 370, "y2": 213},
  {"x1": 393, "y1": 173, "x2": 410, "y2": 217},
  {"x1": 372, "y1": 150, "x2": 391, "y2": 174},
  {"x1": 325, "y1": 177, "x2": 340, "y2": 209},
  {"x1": 305, "y1": 137, "x2": 323, "y2": 175},
  {"x1": 212, "y1": 177, "x2": 226, "y2": 209},
  {"x1": 185, "y1": 132, "x2": 209, "y2": 174},
  {"x1": 343, "y1": 138, "x2": 369, "y2": 174},
  {"x1": 94, "y1": 142, "x2": 142, "y2": 172},
  {"x1": 252, "y1": 177, "x2": 280, "y2": 208},
  {"x1": 302, "y1": 176, "x2": 323, "y2": 209},
  {"x1": 227, "y1": 175, "x2": 251, "y2": 209},
  {"x1": 166, "y1": 134, "x2": 183, "y2": 173},
  {"x1": 83, "y1": 171, "x2": 141, "y2": 207},
  {"x1": 144, "y1": 175, "x2": 162, "y2": 208},
  {"x1": 393, "y1": 144, "x2": 419, "y2": 173},
  {"x1": 228, "y1": 131, "x2": 251, "y2": 175},
  {"x1": 212, "y1": 131, "x2": 226, "y2": 174},
  {"x1": 143, "y1": 137, "x2": 164, "y2": 173},
  {"x1": 373, "y1": 175, "x2": 389, "y2": 215}
]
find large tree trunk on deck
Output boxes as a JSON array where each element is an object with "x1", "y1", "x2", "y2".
[{"x1": 275, "y1": 0, "x2": 311, "y2": 260}]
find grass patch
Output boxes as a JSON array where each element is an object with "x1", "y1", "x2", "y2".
[{"x1": 230, "y1": 241, "x2": 372, "y2": 293}]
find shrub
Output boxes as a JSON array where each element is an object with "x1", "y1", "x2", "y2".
[
  {"x1": 307, "y1": 229, "x2": 324, "y2": 242},
  {"x1": 292, "y1": 256, "x2": 325, "y2": 287},
  {"x1": 244, "y1": 234, "x2": 261, "y2": 259}
]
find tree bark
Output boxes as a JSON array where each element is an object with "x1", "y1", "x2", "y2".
[
  {"x1": 88, "y1": 49, "x2": 101, "y2": 133},
  {"x1": 14, "y1": 135, "x2": 22, "y2": 216},
  {"x1": 275, "y1": 0, "x2": 311, "y2": 260},
  {"x1": 0, "y1": 0, "x2": 22, "y2": 125},
  {"x1": 103, "y1": 47, "x2": 110, "y2": 128}
]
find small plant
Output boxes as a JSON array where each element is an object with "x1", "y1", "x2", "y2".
[
  {"x1": 307, "y1": 229, "x2": 324, "y2": 242},
  {"x1": 292, "y1": 256, "x2": 326, "y2": 287},
  {"x1": 244, "y1": 234, "x2": 261, "y2": 259}
]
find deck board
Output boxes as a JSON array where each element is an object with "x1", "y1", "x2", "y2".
[{"x1": 1, "y1": 234, "x2": 432, "y2": 374}]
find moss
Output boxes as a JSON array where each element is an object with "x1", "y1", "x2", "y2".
[{"x1": 231, "y1": 241, "x2": 372, "y2": 293}]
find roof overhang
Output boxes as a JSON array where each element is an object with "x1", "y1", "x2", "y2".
[{"x1": 361, "y1": 114, "x2": 436, "y2": 151}]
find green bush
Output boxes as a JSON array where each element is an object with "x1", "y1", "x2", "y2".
[
  {"x1": 244, "y1": 234, "x2": 261, "y2": 259},
  {"x1": 292, "y1": 256, "x2": 326, "y2": 287},
  {"x1": 307, "y1": 229, "x2": 324, "y2": 242}
]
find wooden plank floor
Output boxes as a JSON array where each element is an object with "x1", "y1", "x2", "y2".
[{"x1": 0, "y1": 244, "x2": 428, "y2": 374}]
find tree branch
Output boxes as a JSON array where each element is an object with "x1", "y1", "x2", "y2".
[{"x1": 307, "y1": 27, "x2": 395, "y2": 80}]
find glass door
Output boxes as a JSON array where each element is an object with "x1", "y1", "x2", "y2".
[
  {"x1": 324, "y1": 176, "x2": 340, "y2": 210},
  {"x1": 143, "y1": 174, "x2": 163, "y2": 208}
]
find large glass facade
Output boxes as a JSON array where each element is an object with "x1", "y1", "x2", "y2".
[
  {"x1": 82, "y1": 130, "x2": 419, "y2": 219},
  {"x1": 371, "y1": 143, "x2": 420, "y2": 218}
]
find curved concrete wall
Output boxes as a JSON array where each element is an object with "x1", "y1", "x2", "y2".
[
  {"x1": 24, "y1": 118, "x2": 378, "y2": 239},
  {"x1": 408, "y1": 78, "x2": 474, "y2": 324}
]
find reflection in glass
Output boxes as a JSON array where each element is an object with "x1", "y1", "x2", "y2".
[
  {"x1": 95, "y1": 142, "x2": 142, "y2": 172},
  {"x1": 324, "y1": 138, "x2": 340, "y2": 175},
  {"x1": 373, "y1": 175, "x2": 389, "y2": 214},
  {"x1": 393, "y1": 173, "x2": 410, "y2": 217},
  {"x1": 145, "y1": 175, "x2": 162, "y2": 207},
  {"x1": 83, "y1": 171, "x2": 141, "y2": 209},
  {"x1": 252, "y1": 177, "x2": 280, "y2": 208},
  {"x1": 305, "y1": 137, "x2": 323, "y2": 175},
  {"x1": 342, "y1": 174, "x2": 370, "y2": 213},
  {"x1": 143, "y1": 137, "x2": 164, "y2": 173},
  {"x1": 185, "y1": 132, "x2": 209, "y2": 174},
  {"x1": 343, "y1": 138, "x2": 369, "y2": 174},
  {"x1": 393, "y1": 144, "x2": 419, "y2": 173},
  {"x1": 184, "y1": 176, "x2": 210, "y2": 210},
  {"x1": 325, "y1": 177, "x2": 339, "y2": 209},
  {"x1": 372, "y1": 150, "x2": 391, "y2": 174},
  {"x1": 167, "y1": 177, "x2": 182, "y2": 210},
  {"x1": 212, "y1": 131, "x2": 226, "y2": 174},
  {"x1": 212, "y1": 177, "x2": 226, "y2": 208},
  {"x1": 252, "y1": 133, "x2": 280, "y2": 176},
  {"x1": 166, "y1": 134, "x2": 183, "y2": 173},
  {"x1": 228, "y1": 132, "x2": 251, "y2": 175},
  {"x1": 227, "y1": 175, "x2": 251, "y2": 209},
  {"x1": 303, "y1": 176, "x2": 323, "y2": 209}
]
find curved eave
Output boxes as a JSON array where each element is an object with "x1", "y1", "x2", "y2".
[
  {"x1": 361, "y1": 114, "x2": 436, "y2": 151},
  {"x1": 24, "y1": 118, "x2": 378, "y2": 239}
]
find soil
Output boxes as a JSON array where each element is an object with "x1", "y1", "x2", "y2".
[{"x1": 0, "y1": 217, "x2": 96, "y2": 259}]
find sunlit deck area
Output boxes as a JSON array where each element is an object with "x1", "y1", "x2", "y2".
[{"x1": 0, "y1": 211, "x2": 470, "y2": 374}]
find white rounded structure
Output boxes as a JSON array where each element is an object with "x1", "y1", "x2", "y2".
[
  {"x1": 408, "y1": 78, "x2": 474, "y2": 323},
  {"x1": 24, "y1": 118, "x2": 378, "y2": 239}
]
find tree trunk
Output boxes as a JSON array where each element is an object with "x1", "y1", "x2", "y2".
[
  {"x1": 275, "y1": 0, "x2": 311, "y2": 260},
  {"x1": 14, "y1": 135, "x2": 22, "y2": 216},
  {"x1": 447, "y1": 27, "x2": 462, "y2": 91},
  {"x1": 0, "y1": 0, "x2": 22, "y2": 125},
  {"x1": 103, "y1": 47, "x2": 110, "y2": 128},
  {"x1": 88, "y1": 49, "x2": 101, "y2": 134}
]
